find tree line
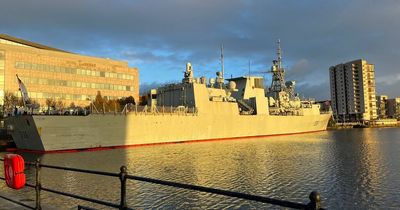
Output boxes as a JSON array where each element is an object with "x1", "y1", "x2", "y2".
[
  {"x1": 92, "y1": 91, "x2": 136, "y2": 113},
  {"x1": 1, "y1": 91, "x2": 135, "y2": 116}
]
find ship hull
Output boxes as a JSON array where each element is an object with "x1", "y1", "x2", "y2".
[{"x1": 6, "y1": 113, "x2": 331, "y2": 152}]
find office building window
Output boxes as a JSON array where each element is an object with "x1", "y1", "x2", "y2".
[{"x1": 15, "y1": 61, "x2": 135, "y2": 81}]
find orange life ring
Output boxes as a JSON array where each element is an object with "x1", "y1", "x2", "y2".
[{"x1": 3, "y1": 154, "x2": 26, "y2": 190}]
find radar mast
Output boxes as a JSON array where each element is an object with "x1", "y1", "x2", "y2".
[
  {"x1": 269, "y1": 39, "x2": 286, "y2": 95},
  {"x1": 215, "y1": 44, "x2": 225, "y2": 88},
  {"x1": 220, "y1": 44, "x2": 224, "y2": 81},
  {"x1": 277, "y1": 39, "x2": 282, "y2": 69}
]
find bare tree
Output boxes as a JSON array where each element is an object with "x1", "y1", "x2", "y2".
[
  {"x1": 3, "y1": 91, "x2": 19, "y2": 115},
  {"x1": 45, "y1": 98, "x2": 56, "y2": 107},
  {"x1": 69, "y1": 102, "x2": 76, "y2": 109},
  {"x1": 29, "y1": 99, "x2": 40, "y2": 109},
  {"x1": 118, "y1": 96, "x2": 136, "y2": 109},
  {"x1": 45, "y1": 98, "x2": 56, "y2": 114},
  {"x1": 93, "y1": 91, "x2": 104, "y2": 111},
  {"x1": 55, "y1": 99, "x2": 65, "y2": 114}
]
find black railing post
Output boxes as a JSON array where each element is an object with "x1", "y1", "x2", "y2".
[
  {"x1": 305, "y1": 191, "x2": 323, "y2": 210},
  {"x1": 35, "y1": 158, "x2": 42, "y2": 210},
  {"x1": 119, "y1": 166, "x2": 128, "y2": 210}
]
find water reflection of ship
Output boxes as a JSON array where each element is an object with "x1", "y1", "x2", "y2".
[{"x1": 6, "y1": 42, "x2": 331, "y2": 152}]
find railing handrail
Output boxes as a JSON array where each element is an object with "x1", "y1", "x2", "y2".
[
  {"x1": 0, "y1": 158, "x2": 323, "y2": 210},
  {"x1": 25, "y1": 161, "x2": 120, "y2": 177}
]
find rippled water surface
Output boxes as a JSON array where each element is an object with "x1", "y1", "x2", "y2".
[{"x1": 1, "y1": 128, "x2": 400, "y2": 209}]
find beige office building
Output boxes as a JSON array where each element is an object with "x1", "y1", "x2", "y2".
[
  {"x1": 329, "y1": 59, "x2": 377, "y2": 122},
  {"x1": 0, "y1": 34, "x2": 139, "y2": 108}
]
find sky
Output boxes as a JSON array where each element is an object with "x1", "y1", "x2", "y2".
[{"x1": 1, "y1": 0, "x2": 400, "y2": 100}]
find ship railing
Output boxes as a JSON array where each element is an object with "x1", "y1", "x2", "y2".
[
  {"x1": 320, "y1": 111, "x2": 332, "y2": 115},
  {"x1": 27, "y1": 105, "x2": 199, "y2": 117},
  {"x1": 0, "y1": 157, "x2": 325, "y2": 210},
  {"x1": 118, "y1": 104, "x2": 198, "y2": 116},
  {"x1": 269, "y1": 107, "x2": 305, "y2": 116}
]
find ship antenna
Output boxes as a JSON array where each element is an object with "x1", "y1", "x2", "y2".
[
  {"x1": 220, "y1": 44, "x2": 224, "y2": 81},
  {"x1": 277, "y1": 39, "x2": 282, "y2": 69},
  {"x1": 248, "y1": 60, "x2": 251, "y2": 77}
]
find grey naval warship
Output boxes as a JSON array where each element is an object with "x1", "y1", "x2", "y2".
[{"x1": 6, "y1": 42, "x2": 331, "y2": 152}]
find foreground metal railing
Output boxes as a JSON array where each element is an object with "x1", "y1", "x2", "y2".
[{"x1": 0, "y1": 158, "x2": 324, "y2": 210}]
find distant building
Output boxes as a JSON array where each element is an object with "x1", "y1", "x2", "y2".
[
  {"x1": 0, "y1": 34, "x2": 139, "y2": 107},
  {"x1": 376, "y1": 95, "x2": 388, "y2": 119},
  {"x1": 316, "y1": 100, "x2": 332, "y2": 113},
  {"x1": 329, "y1": 59, "x2": 377, "y2": 122},
  {"x1": 387, "y1": 98, "x2": 400, "y2": 119}
]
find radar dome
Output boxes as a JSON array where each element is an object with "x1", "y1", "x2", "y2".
[
  {"x1": 228, "y1": 81, "x2": 236, "y2": 90},
  {"x1": 209, "y1": 78, "x2": 215, "y2": 85},
  {"x1": 186, "y1": 63, "x2": 192, "y2": 71}
]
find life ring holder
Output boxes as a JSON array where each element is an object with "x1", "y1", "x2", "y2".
[{"x1": 3, "y1": 154, "x2": 26, "y2": 190}]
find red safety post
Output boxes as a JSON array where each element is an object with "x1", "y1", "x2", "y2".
[{"x1": 3, "y1": 154, "x2": 26, "y2": 190}]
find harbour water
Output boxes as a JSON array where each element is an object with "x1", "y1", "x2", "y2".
[{"x1": 1, "y1": 128, "x2": 400, "y2": 209}]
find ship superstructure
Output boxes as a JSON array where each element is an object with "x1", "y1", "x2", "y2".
[
  {"x1": 266, "y1": 40, "x2": 303, "y2": 115},
  {"x1": 6, "y1": 43, "x2": 331, "y2": 152}
]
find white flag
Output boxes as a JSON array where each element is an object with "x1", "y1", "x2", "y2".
[{"x1": 16, "y1": 74, "x2": 31, "y2": 105}]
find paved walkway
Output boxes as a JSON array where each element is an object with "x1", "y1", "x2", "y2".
[
  {"x1": 0, "y1": 201, "x2": 31, "y2": 210},
  {"x1": 0, "y1": 192, "x2": 55, "y2": 210},
  {"x1": 0, "y1": 197, "x2": 57, "y2": 210},
  {"x1": 0, "y1": 192, "x2": 35, "y2": 210}
]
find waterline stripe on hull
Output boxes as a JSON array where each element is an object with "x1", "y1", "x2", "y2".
[{"x1": 6, "y1": 129, "x2": 327, "y2": 154}]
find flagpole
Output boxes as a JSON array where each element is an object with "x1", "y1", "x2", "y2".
[{"x1": 16, "y1": 74, "x2": 27, "y2": 108}]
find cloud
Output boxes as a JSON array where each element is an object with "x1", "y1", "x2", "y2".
[
  {"x1": 376, "y1": 74, "x2": 400, "y2": 86},
  {"x1": 140, "y1": 81, "x2": 178, "y2": 95},
  {"x1": 296, "y1": 82, "x2": 330, "y2": 101},
  {"x1": 121, "y1": 50, "x2": 184, "y2": 65},
  {"x1": 286, "y1": 59, "x2": 311, "y2": 81},
  {"x1": 1, "y1": 0, "x2": 400, "y2": 98},
  {"x1": 376, "y1": 74, "x2": 400, "y2": 97}
]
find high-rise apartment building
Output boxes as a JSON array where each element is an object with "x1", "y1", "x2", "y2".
[
  {"x1": 0, "y1": 34, "x2": 139, "y2": 108},
  {"x1": 329, "y1": 59, "x2": 377, "y2": 122}
]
